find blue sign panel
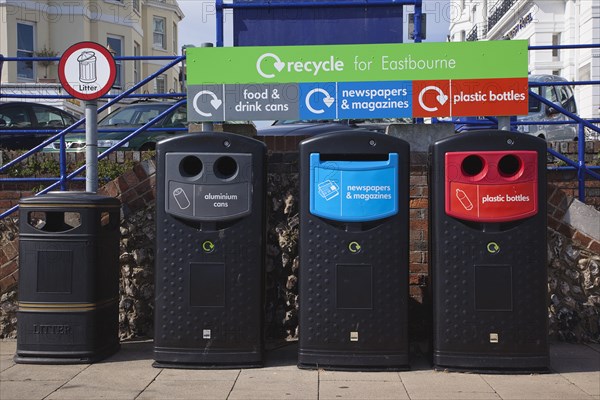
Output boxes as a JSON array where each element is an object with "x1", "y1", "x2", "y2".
[
  {"x1": 233, "y1": 1, "x2": 403, "y2": 46},
  {"x1": 300, "y1": 82, "x2": 337, "y2": 120},
  {"x1": 310, "y1": 153, "x2": 399, "y2": 222},
  {"x1": 338, "y1": 81, "x2": 412, "y2": 119}
]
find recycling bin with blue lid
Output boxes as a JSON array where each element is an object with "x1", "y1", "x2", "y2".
[{"x1": 298, "y1": 130, "x2": 410, "y2": 370}]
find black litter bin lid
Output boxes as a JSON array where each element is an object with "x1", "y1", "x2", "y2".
[{"x1": 19, "y1": 191, "x2": 121, "y2": 209}]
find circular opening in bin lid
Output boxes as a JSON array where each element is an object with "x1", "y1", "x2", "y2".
[
  {"x1": 461, "y1": 155, "x2": 485, "y2": 177},
  {"x1": 498, "y1": 154, "x2": 522, "y2": 178},
  {"x1": 214, "y1": 156, "x2": 238, "y2": 180},
  {"x1": 180, "y1": 156, "x2": 203, "y2": 178}
]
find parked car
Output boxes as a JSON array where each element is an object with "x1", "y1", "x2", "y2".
[
  {"x1": 43, "y1": 100, "x2": 187, "y2": 152},
  {"x1": 0, "y1": 102, "x2": 78, "y2": 150},
  {"x1": 258, "y1": 119, "x2": 408, "y2": 136},
  {"x1": 453, "y1": 75, "x2": 579, "y2": 141}
]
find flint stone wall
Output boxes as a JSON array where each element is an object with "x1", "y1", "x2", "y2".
[{"x1": 1, "y1": 145, "x2": 599, "y2": 342}]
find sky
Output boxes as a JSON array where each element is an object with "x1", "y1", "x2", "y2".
[{"x1": 177, "y1": 0, "x2": 452, "y2": 50}]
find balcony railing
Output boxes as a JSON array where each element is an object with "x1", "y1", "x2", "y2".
[
  {"x1": 466, "y1": 25, "x2": 478, "y2": 41},
  {"x1": 488, "y1": 0, "x2": 517, "y2": 32}
]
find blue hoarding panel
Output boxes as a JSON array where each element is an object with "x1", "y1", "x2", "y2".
[
  {"x1": 233, "y1": 1, "x2": 403, "y2": 46},
  {"x1": 309, "y1": 153, "x2": 399, "y2": 222}
]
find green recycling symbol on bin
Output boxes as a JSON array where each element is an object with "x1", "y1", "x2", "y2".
[
  {"x1": 348, "y1": 241, "x2": 362, "y2": 254},
  {"x1": 202, "y1": 240, "x2": 215, "y2": 253},
  {"x1": 487, "y1": 242, "x2": 500, "y2": 254}
]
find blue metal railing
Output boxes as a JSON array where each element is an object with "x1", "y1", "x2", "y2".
[
  {"x1": 1, "y1": 43, "x2": 600, "y2": 217},
  {"x1": 0, "y1": 55, "x2": 185, "y2": 218}
]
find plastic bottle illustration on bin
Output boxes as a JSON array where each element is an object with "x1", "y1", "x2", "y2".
[
  {"x1": 428, "y1": 130, "x2": 549, "y2": 372},
  {"x1": 153, "y1": 131, "x2": 266, "y2": 368},
  {"x1": 298, "y1": 130, "x2": 410, "y2": 370}
]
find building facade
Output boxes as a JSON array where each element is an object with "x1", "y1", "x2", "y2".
[
  {"x1": 449, "y1": 0, "x2": 599, "y2": 119},
  {"x1": 0, "y1": 0, "x2": 183, "y2": 99}
]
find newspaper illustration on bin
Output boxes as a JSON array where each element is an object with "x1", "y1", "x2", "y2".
[{"x1": 318, "y1": 180, "x2": 340, "y2": 201}]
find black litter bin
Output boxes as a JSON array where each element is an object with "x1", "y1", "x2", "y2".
[
  {"x1": 298, "y1": 130, "x2": 410, "y2": 370},
  {"x1": 153, "y1": 131, "x2": 266, "y2": 368},
  {"x1": 15, "y1": 192, "x2": 121, "y2": 364},
  {"x1": 429, "y1": 130, "x2": 549, "y2": 372}
]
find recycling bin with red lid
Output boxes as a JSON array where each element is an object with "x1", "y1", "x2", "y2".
[{"x1": 428, "y1": 130, "x2": 549, "y2": 372}]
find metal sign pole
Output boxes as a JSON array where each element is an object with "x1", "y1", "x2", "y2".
[
  {"x1": 85, "y1": 100, "x2": 98, "y2": 192},
  {"x1": 498, "y1": 116, "x2": 511, "y2": 131},
  {"x1": 201, "y1": 42, "x2": 214, "y2": 132},
  {"x1": 59, "y1": 42, "x2": 116, "y2": 193}
]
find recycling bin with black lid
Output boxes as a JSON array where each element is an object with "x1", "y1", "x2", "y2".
[
  {"x1": 429, "y1": 130, "x2": 549, "y2": 372},
  {"x1": 298, "y1": 130, "x2": 410, "y2": 370},
  {"x1": 153, "y1": 131, "x2": 266, "y2": 368},
  {"x1": 15, "y1": 192, "x2": 121, "y2": 364}
]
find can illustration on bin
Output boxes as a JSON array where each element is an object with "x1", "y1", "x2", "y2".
[
  {"x1": 298, "y1": 130, "x2": 410, "y2": 370},
  {"x1": 153, "y1": 131, "x2": 266, "y2": 368},
  {"x1": 429, "y1": 130, "x2": 549, "y2": 372}
]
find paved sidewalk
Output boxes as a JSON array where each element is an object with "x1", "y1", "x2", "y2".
[{"x1": 1, "y1": 340, "x2": 598, "y2": 400}]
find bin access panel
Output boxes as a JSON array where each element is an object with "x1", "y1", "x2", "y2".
[
  {"x1": 429, "y1": 130, "x2": 549, "y2": 372},
  {"x1": 154, "y1": 132, "x2": 266, "y2": 368},
  {"x1": 299, "y1": 130, "x2": 410, "y2": 370}
]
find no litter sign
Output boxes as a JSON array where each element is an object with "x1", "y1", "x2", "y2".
[{"x1": 59, "y1": 41, "x2": 116, "y2": 101}]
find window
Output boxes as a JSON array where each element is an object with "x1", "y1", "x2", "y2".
[
  {"x1": 107, "y1": 35, "x2": 123, "y2": 89},
  {"x1": 528, "y1": 87, "x2": 541, "y2": 113},
  {"x1": 545, "y1": 86, "x2": 560, "y2": 107},
  {"x1": 32, "y1": 106, "x2": 70, "y2": 128},
  {"x1": 163, "y1": 106, "x2": 187, "y2": 127},
  {"x1": 155, "y1": 74, "x2": 166, "y2": 93},
  {"x1": 17, "y1": 22, "x2": 35, "y2": 81},
  {"x1": 578, "y1": 63, "x2": 591, "y2": 82},
  {"x1": 153, "y1": 16, "x2": 166, "y2": 49},
  {"x1": 173, "y1": 22, "x2": 177, "y2": 54},
  {"x1": 133, "y1": 41, "x2": 141, "y2": 86},
  {"x1": 558, "y1": 85, "x2": 577, "y2": 114},
  {"x1": 133, "y1": 0, "x2": 140, "y2": 13},
  {"x1": 0, "y1": 105, "x2": 32, "y2": 128},
  {"x1": 552, "y1": 34, "x2": 560, "y2": 60}
]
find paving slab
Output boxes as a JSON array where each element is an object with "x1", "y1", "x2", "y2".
[
  {"x1": 0, "y1": 380, "x2": 66, "y2": 400},
  {"x1": 319, "y1": 370, "x2": 402, "y2": 382},
  {"x1": 45, "y1": 358, "x2": 159, "y2": 400},
  {"x1": 482, "y1": 373, "x2": 596, "y2": 400},
  {"x1": 551, "y1": 342, "x2": 600, "y2": 359},
  {"x1": 155, "y1": 368, "x2": 240, "y2": 381},
  {"x1": 400, "y1": 370, "x2": 500, "y2": 400},
  {"x1": 551, "y1": 345, "x2": 600, "y2": 397},
  {"x1": 0, "y1": 341, "x2": 16, "y2": 356},
  {"x1": 0, "y1": 363, "x2": 88, "y2": 382},
  {"x1": 0, "y1": 340, "x2": 598, "y2": 400},
  {"x1": 319, "y1": 379, "x2": 409, "y2": 400},
  {"x1": 0, "y1": 354, "x2": 15, "y2": 372},
  {"x1": 137, "y1": 379, "x2": 235, "y2": 400},
  {"x1": 228, "y1": 369, "x2": 318, "y2": 400}
]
